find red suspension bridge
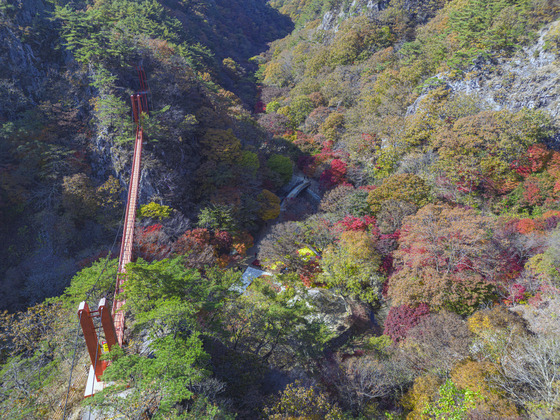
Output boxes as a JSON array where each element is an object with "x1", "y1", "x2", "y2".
[{"x1": 77, "y1": 67, "x2": 149, "y2": 397}]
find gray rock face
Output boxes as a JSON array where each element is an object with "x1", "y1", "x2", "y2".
[
  {"x1": 318, "y1": 0, "x2": 390, "y2": 32},
  {"x1": 306, "y1": 288, "x2": 353, "y2": 334},
  {"x1": 0, "y1": 0, "x2": 52, "y2": 116},
  {"x1": 9, "y1": 0, "x2": 46, "y2": 26},
  {"x1": 415, "y1": 21, "x2": 560, "y2": 123},
  {"x1": 0, "y1": 27, "x2": 40, "y2": 116},
  {"x1": 512, "y1": 297, "x2": 560, "y2": 336},
  {"x1": 317, "y1": 0, "x2": 440, "y2": 33}
]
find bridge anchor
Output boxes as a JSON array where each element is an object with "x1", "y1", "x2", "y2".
[{"x1": 78, "y1": 299, "x2": 118, "y2": 397}]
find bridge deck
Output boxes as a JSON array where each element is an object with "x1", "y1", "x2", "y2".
[{"x1": 112, "y1": 126, "x2": 143, "y2": 346}]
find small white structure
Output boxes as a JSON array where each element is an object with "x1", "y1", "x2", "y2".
[{"x1": 84, "y1": 365, "x2": 106, "y2": 397}]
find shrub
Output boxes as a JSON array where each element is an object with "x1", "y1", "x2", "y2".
[{"x1": 138, "y1": 202, "x2": 172, "y2": 220}]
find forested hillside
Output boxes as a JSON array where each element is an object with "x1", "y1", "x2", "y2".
[
  {"x1": 0, "y1": 0, "x2": 292, "y2": 311},
  {"x1": 2, "y1": 0, "x2": 560, "y2": 418}
]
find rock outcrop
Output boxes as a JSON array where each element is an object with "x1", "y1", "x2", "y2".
[
  {"x1": 316, "y1": 0, "x2": 440, "y2": 32},
  {"x1": 415, "y1": 21, "x2": 560, "y2": 124}
]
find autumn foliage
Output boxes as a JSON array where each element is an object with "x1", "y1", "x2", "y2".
[
  {"x1": 257, "y1": 189, "x2": 281, "y2": 220},
  {"x1": 383, "y1": 303, "x2": 430, "y2": 342},
  {"x1": 388, "y1": 204, "x2": 500, "y2": 314},
  {"x1": 134, "y1": 224, "x2": 172, "y2": 262},
  {"x1": 319, "y1": 159, "x2": 348, "y2": 190},
  {"x1": 367, "y1": 173, "x2": 431, "y2": 214}
]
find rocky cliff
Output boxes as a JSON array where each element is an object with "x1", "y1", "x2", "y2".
[{"x1": 423, "y1": 20, "x2": 560, "y2": 125}]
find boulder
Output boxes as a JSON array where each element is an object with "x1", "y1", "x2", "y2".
[{"x1": 306, "y1": 288, "x2": 353, "y2": 334}]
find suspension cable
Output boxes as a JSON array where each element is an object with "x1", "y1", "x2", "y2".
[
  {"x1": 62, "y1": 311, "x2": 83, "y2": 420},
  {"x1": 86, "y1": 202, "x2": 127, "y2": 301}
]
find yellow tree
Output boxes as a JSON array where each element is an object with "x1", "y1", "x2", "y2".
[
  {"x1": 319, "y1": 230, "x2": 383, "y2": 304},
  {"x1": 257, "y1": 189, "x2": 281, "y2": 221}
]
